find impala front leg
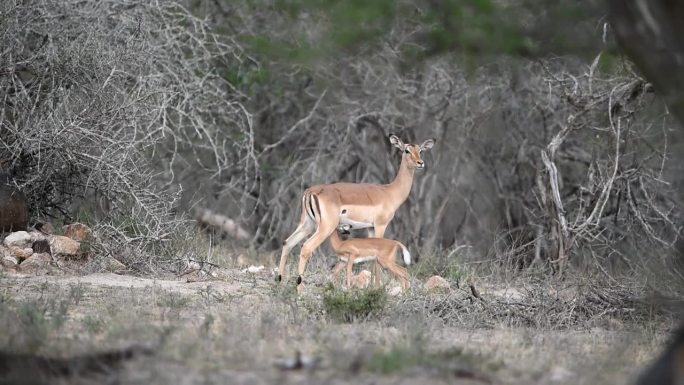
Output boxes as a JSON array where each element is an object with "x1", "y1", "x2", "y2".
[
  {"x1": 345, "y1": 254, "x2": 354, "y2": 290},
  {"x1": 297, "y1": 221, "x2": 336, "y2": 292},
  {"x1": 373, "y1": 223, "x2": 388, "y2": 238},
  {"x1": 372, "y1": 261, "x2": 382, "y2": 288}
]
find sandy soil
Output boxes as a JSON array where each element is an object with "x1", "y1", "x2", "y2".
[{"x1": 0, "y1": 269, "x2": 669, "y2": 385}]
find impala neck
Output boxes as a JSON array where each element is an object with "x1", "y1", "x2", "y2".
[
  {"x1": 329, "y1": 230, "x2": 344, "y2": 252},
  {"x1": 386, "y1": 155, "x2": 415, "y2": 208}
]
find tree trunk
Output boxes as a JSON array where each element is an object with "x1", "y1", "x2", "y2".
[{"x1": 609, "y1": 0, "x2": 684, "y2": 125}]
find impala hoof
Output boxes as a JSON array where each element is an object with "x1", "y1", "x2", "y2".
[
  {"x1": 296, "y1": 276, "x2": 302, "y2": 285},
  {"x1": 276, "y1": 274, "x2": 282, "y2": 282}
]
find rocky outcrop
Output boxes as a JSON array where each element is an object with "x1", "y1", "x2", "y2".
[{"x1": 2, "y1": 222, "x2": 91, "y2": 274}]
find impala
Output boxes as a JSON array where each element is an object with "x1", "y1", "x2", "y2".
[
  {"x1": 329, "y1": 226, "x2": 411, "y2": 291},
  {"x1": 277, "y1": 133, "x2": 435, "y2": 289}
]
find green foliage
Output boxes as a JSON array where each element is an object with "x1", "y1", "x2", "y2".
[
  {"x1": 223, "y1": 65, "x2": 270, "y2": 91},
  {"x1": 236, "y1": 0, "x2": 536, "y2": 65},
  {"x1": 322, "y1": 283, "x2": 387, "y2": 322},
  {"x1": 227, "y1": 0, "x2": 607, "y2": 67}
]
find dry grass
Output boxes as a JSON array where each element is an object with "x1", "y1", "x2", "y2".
[{"x1": 0, "y1": 260, "x2": 676, "y2": 385}]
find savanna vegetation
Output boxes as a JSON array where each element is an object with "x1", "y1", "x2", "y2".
[{"x1": 1, "y1": 0, "x2": 683, "y2": 384}]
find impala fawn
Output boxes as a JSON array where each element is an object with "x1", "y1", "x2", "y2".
[{"x1": 328, "y1": 226, "x2": 411, "y2": 291}]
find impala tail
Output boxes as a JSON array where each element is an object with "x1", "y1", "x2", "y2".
[{"x1": 398, "y1": 243, "x2": 411, "y2": 266}]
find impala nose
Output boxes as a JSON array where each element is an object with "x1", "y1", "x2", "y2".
[{"x1": 416, "y1": 160, "x2": 424, "y2": 168}]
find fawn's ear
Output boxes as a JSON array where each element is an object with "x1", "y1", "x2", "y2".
[
  {"x1": 420, "y1": 138, "x2": 435, "y2": 151},
  {"x1": 389, "y1": 134, "x2": 406, "y2": 150}
]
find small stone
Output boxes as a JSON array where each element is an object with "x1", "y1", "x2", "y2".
[
  {"x1": 424, "y1": 275, "x2": 451, "y2": 291},
  {"x1": 242, "y1": 265, "x2": 265, "y2": 274},
  {"x1": 2, "y1": 255, "x2": 18, "y2": 268},
  {"x1": 34, "y1": 222, "x2": 55, "y2": 235},
  {"x1": 9, "y1": 246, "x2": 33, "y2": 261},
  {"x1": 63, "y1": 223, "x2": 90, "y2": 241},
  {"x1": 104, "y1": 256, "x2": 126, "y2": 272},
  {"x1": 50, "y1": 235, "x2": 81, "y2": 257},
  {"x1": 19, "y1": 252, "x2": 52, "y2": 273},
  {"x1": 4, "y1": 231, "x2": 31, "y2": 248},
  {"x1": 29, "y1": 230, "x2": 48, "y2": 243},
  {"x1": 388, "y1": 286, "x2": 403, "y2": 296}
]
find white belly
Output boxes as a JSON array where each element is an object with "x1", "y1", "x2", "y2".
[
  {"x1": 339, "y1": 255, "x2": 377, "y2": 264},
  {"x1": 338, "y1": 217, "x2": 373, "y2": 229}
]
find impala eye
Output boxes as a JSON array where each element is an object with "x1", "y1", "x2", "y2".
[{"x1": 404, "y1": 148, "x2": 410, "y2": 154}]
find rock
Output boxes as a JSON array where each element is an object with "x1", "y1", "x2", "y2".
[
  {"x1": 63, "y1": 223, "x2": 90, "y2": 241},
  {"x1": 103, "y1": 256, "x2": 126, "y2": 272},
  {"x1": 19, "y1": 252, "x2": 52, "y2": 273},
  {"x1": 424, "y1": 275, "x2": 451, "y2": 291},
  {"x1": 29, "y1": 230, "x2": 48, "y2": 243},
  {"x1": 351, "y1": 270, "x2": 372, "y2": 289},
  {"x1": 388, "y1": 286, "x2": 403, "y2": 296},
  {"x1": 0, "y1": 245, "x2": 16, "y2": 268},
  {"x1": 50, "y1": 235, "x2": 81, "y2": 258},
  {"x1": 242, "y1": 265, "x2": 265, "y2": 274},
  {"x1": 34, "y1": 222, "x2": 55, "y2": 235},
  {"x1": 4, "y1": 231, "x2": 31, "y2": 248},
  {"x1": 9, "y1": 246, "x2": 33, "y2": 261},
  {"x1": 0, "y1": 175, "x2": 28, "y2": 232},
  {"x1": 2, "y1": 255, "x2": 18, "y2": 268}
]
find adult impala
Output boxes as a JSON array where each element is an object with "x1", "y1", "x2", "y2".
[{"x1": 277, "y1": 133, "x2": 435, "y2": 289}]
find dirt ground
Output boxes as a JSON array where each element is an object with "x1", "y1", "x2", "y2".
[{"x1": 0, "y1": 268, "x2": 672, "y2": 385}]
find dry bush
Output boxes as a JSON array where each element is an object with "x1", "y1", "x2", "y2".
[
  {"x1": 188, "y1": 1, "x2": 682, "y2": 282},
  {"x1": 0, "y1": 0, "x2": 250, "y2": 270},
  {"x1": 392, "y1": 277, "x2": 666, "y2": 330},
  {"x1": 3, "y1": 0, "x2": 680, "y2": 280}
]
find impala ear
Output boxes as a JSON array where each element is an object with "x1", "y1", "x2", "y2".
[
  {"x1": 420, "y1": 138, "x2": 435, "y2": 151},
  {"x1": 389, "y1": 134, "x2": 405, "y2": 150}
]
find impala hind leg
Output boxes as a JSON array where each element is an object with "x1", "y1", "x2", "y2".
[
  {"x1": 379, "y1": 257, "x2": 410, "y2": 291},
  {"x1": 277, "y1": 214, "x2": 314, "y2": 282}
]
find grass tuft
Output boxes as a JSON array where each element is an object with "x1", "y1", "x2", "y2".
[{"x1": 322, "y1": 283, "x2": 387, "y2": 323}]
